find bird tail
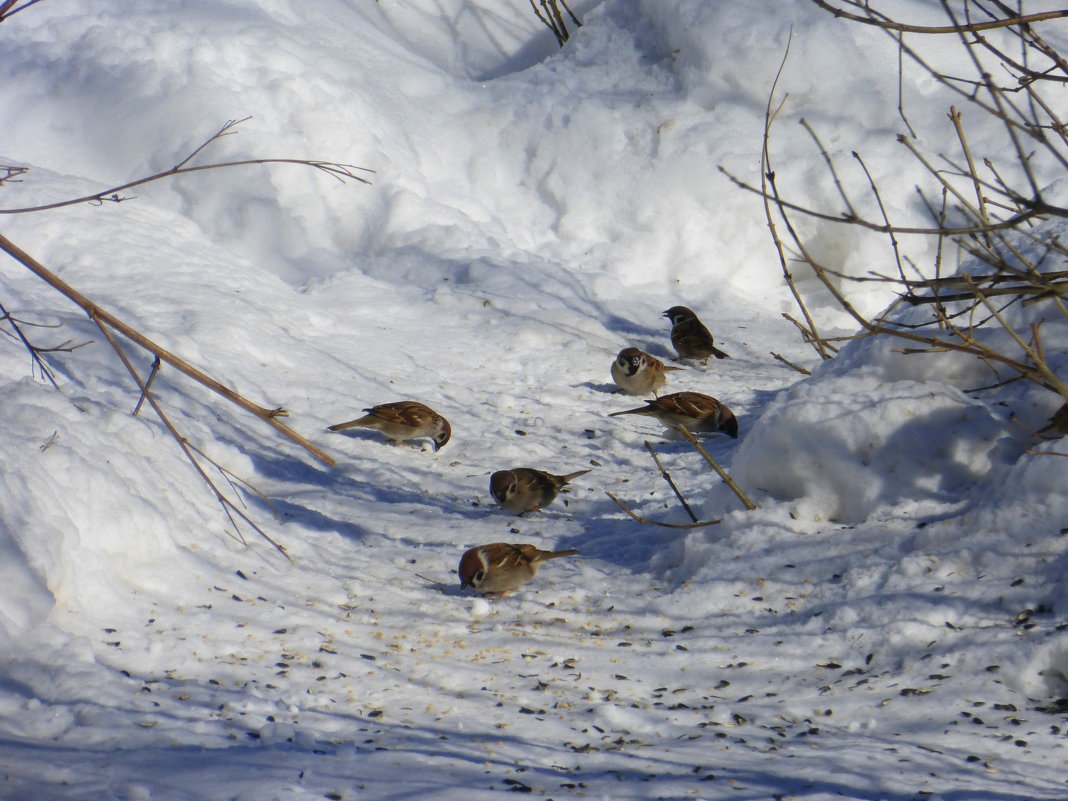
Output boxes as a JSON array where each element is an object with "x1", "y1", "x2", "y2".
[
  {"x1": 608, "y1": 407, "x2": 647, "y2": 417},
  {"x1": 711, "y1": 346, "x2": 730, "y2": 359},
  {"x1": 545, "y1": 549, "x2": 580, "y2": 559},
  {"x1": 327, "y1": 418, "x2": 365, "y2": 432},
  {"x1": 560, "y1": 469, "x2": 591, "y2": 484}
]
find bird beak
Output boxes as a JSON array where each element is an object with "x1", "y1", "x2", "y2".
[
  {"x1": 434, "y1": 422, "x2": 452, "y2": 451},
  {"x1": 725, "y1": 416, "x2": 740, "y2": 439}
]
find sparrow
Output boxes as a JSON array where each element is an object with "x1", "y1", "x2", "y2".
[
  {"x1": 663, "y1": 306, "x2": 729, "y2": 363},
  {"x1": 489, "y1": 467, "x2": 591, "y2": 514},
  {"x1": 609, "y1": 391, "x2": 739, "y2": 438},
  {"x1": 327, "y1": 400, "x2": 451, "y2": 450},
  {"x1": 611, "y1": 347, "x2": 683, "y2": 396},
  {"x1": 1036, "y1": 402, "x2": 1068, "y2": 439},
  {"x1": 458, "y1": 542, "x2": 580, "y2": 596}
]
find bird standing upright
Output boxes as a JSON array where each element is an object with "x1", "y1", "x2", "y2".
[
  {"x1": 609, "y1": 391, "x2": 739, "y2": 438},
  {"x1": 610, "y1": 347, "x2": 683, "y2": 396},
  {"x1": 663, "y1": 306, "x2": 729, "y2": 363},
  {"x1": 458, "y1": 542, "x2": 580, "y2": 596},
  {"x1": 489, "y1": 467, "x2": 590, "y2": 514},
  {"x1": 327, "y1": 400, "x2": 451, "y2": 451}
]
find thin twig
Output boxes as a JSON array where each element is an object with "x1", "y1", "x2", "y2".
[
  {"x1": 0, "y1": 300, "x2": 60, "y2": 387},
  {"x1": 675, "y1": 426, "x2": 758, "y2": 511},
  {"x1": 90, "y1": 312, "x2": 291, "y2": 560},
  {"x1": 0, "y1": 119, "x2": 373, "y2": 215},
  {"x1": 530, "y1": 0, "x2": 565, "y2": 46},
  {"x1": 133, "y1": 356, "x2": 162, "y2": 416},
  {"x1": 604, "y1": 491, "x2": 722, "y2": 529},
  {"x1": 771, "y1": 351, "x2": 813, "y2": 375},
  {"x1": 895, "y1": 28, "x2": 918, "y2": 138},
  {"x1": 0, "y1": 158, "x2": 373, "y2": 215},
  {"x1": 0, "y1": 232, "x2": 336, "y2": 467},
  {"x1": 184, "y1": 438, "x2": 280, "y2": 521},
  {"x1": 644, "y1": 441, "x2": 698, "y2": 522},
  {"x1": 806, "y1": 1, "x2": 1068, "y2": 34},
  {"x1": 760, "y1": 32, "x2": 834, "y2": 361},
  {"x1": 0, "y1": 0, "x2": 48, "y2": 23}
]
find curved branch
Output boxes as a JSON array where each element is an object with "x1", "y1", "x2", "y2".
[
  {"x1": 0, "y1": 158, "x2": 373, "y2": 215},
  {"x1": 719, "y1": 164, "x2": 1049, "y2": 236},
  {"x1": 0, "y1": 0, "x2": 48, "y2": 23},
  {"x1": 0, "y1": 118, "x2": 374, "y2": 215},
  {"x1": 806, "y1": 0, "x2": 1068, "y2": 34}
]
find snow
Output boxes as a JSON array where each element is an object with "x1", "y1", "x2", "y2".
[{"x1": 1, "y1": 0, "x2": 1067, "y2": 798}]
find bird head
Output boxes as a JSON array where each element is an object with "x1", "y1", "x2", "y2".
[
  {"x1": 457, "y1": 547, "x2": 486, "y2": 590},
  {"x1": 616, "y1": 347, "x2": 645, "y2": 376},
  {"x1": 662, "y1": 306, "x2": 695, "y2": 325},
  {"x1": 433, "y1": 418, "x2": 452, "y2": 451},
  {"x1": 489, "y1": 470, "x2": 517, "y2": 505}
]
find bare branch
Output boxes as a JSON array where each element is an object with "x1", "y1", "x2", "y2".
[
  {"x1": 805, "y1": 0, "x2": 1068, "y2": 35},
  {"x1": 90, "y1": 313, "x2": 291, "y2": 560},
  {"x1": 0, "y1": 232, "x2": 337, "y2": 467},
  {"x1": 771, "y1": 351, "x2": 813, "y2": 375},
  {"x1": 604, "y1": 491, "x2": 722, "y2": 529},
  {"x1": 761, "y1": 32, "x2": 834, "y2": 361},
  {"x1": 675, "y1": 426, "x2": 758, "y2": 511},
  {"x1": 0, "y1": 0, "x2": 48, "y2": 23},
  {"x1": 644, "y1": 440, "x2": 698, "y2": 523},
  {"x1": 0, "y1": 165, "x2": 28, "y2": 186},
  {"x1": 0, "y1": 119, "x2": 373, "y2": 215},
  {"x1": 0, "y1": 300, "x2": 61, "y2": 387}
]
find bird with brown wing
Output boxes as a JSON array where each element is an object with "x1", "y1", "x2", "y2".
[
  {"x1": 611, "y1": 347, "x2": 683, "y2": 396},
  {"x1": 458, "y1": 542, "x2": 579, "y2": 596},
  {"x1": 489, "y1": 467, "x2": 590, "y2": 514},
  {"x1": 1036, "y1": 402, "x2": 1068, "y2": 439},
  {"x1": 327, "y1": 400, "x2": 451, "y2": 450},
  {"x1": 609, "y1": 391, "x2": 738, "y2": 438},
  {"x1": 663, "y1": 306, "x2": 729, "y2": 363}
]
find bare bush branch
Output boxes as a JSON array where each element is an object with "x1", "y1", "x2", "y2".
[
  {"x1": 604, "y1": 491, "x2": 722, "y2": 529},
  {"x1": 644, "y1": 441, "x2": 699, "y2": 523},
  {"x1": 675, "y1": 426, "x2": 758, "y2": 511},
  {"x1": 0, "y1": 116, "x2": 375, "y2": 551},
  {"x1": 0, "y1": 232, "x2": 337, "y2": 467},
  {"x1": 0, "y1": 0, "x2": 48, "y2": 23},
  {"x1": 0, "y1": 118, "x2": 374, "y2": 215},
  {"x1": 760, "y1": 32, "x2": 833, "y2": 362},
  {"x1": 90, "y1": 314, "x2": 290, "y2": 560},
  {"x1": 0, "y1": 165, "x2": 28, "y2": 186},
  {"x1": 806, "y1": 0, "x2": 1068, "y2": 36},
  {"x1": 529, "y1": 0, "x2": 582, "y2": 47},
  {"x1": 728, "y1": 2, "x2": 1068, "y2": 410}
]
